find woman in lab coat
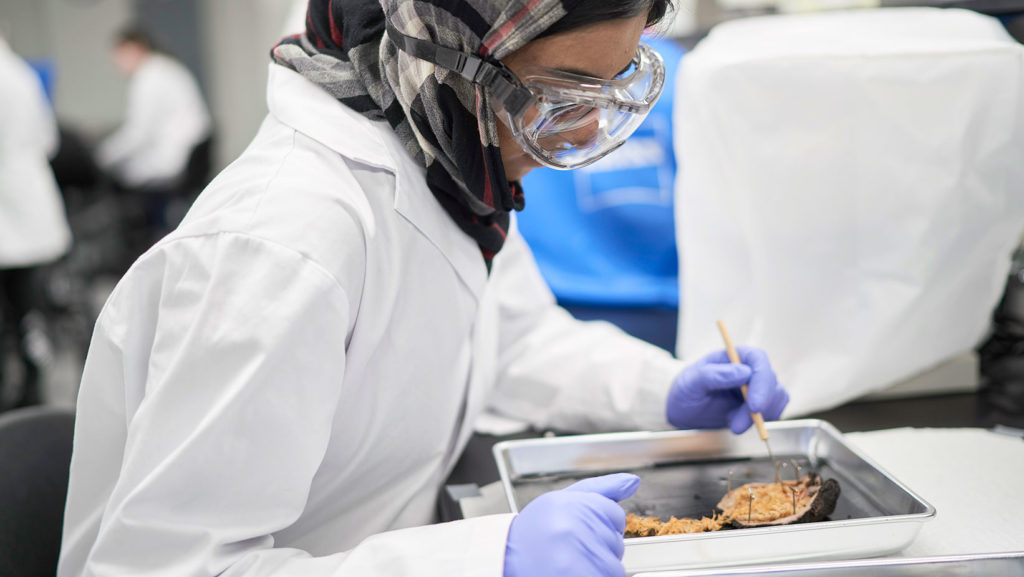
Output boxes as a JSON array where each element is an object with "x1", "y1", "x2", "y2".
[
  {"x1": 0, "y1": 35, "x2": 72, "y2": 409},
  {"x1": 59, "y1": 1, "x2": 789, "y2": 576}
]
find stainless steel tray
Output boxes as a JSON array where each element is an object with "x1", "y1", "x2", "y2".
[
  {"x1": 493, "y1": 419, "x2": 935, "y2": 574},
  {"x1": 634, "y1": 552, "x2": 1024, "y2": 576}
]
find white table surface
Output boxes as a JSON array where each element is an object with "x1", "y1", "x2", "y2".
[{"x1": 844, "y1": 427, "x2": 1024, "y2": 557}]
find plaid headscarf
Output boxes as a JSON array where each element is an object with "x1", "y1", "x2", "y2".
[{"x1": 272, "y1": 0, "x2": 583, "y2": 268}]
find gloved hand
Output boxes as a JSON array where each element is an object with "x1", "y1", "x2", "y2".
[
  {"x1": 504, "y1": 473, "x2": 639, "y2": 577},
  {"x1": 666, "y1": 346, "x2": 789, "y2": 434}
]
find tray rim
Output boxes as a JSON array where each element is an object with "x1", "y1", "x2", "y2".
[
  {"x1": 631, "y1": 551, "x2": 1024, "y2": 576},
  {"x1": 492, "y1": 418, "x2": 937, "y2": 538}
]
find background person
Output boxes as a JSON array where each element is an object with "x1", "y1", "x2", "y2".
[
  {"x1": 0, "y1": 34, "x2": 73, "y2": 410},
  {"x1": 96, "y1": 26, "x2": 211, "y2": 253},
  {"x1": 59, "y1": 1, "x2": 789, "y2": 576},
  {"x1": 97, "y1": 26, "x2": 211, "y2": 190}
]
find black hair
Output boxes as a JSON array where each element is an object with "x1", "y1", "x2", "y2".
[
  {"x1": 538, "y1": 0, "x2": 674, "y2": 38},
  {"x1": 114, "y1": 25, "x2": 157, "y2": 51}
]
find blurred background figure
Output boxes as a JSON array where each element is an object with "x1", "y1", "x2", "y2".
[
  {"x1": 98, "y1": 26, "x2": 211, "y2": 191},
  {"x1": 0, "y1": 33, "x2": 72, "y2": 411},
  {"x1": 96, "y1": 25, "x2": 212, "y2": 259}
]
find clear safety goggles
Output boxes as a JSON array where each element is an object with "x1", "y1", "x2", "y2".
[{"x1": 387, "y1": 25, "x2": 665, "y2": 170}]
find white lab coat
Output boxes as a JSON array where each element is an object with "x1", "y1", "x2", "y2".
[
  {"x1": 59, "y1": 64, "x2": 685, "y2": 577},
  {"x1": 0, "y1": 38, "x2": 72, "y2": 267},
  {"x1": 96, "y1": 53, "x2": 212, "y2": 188}
]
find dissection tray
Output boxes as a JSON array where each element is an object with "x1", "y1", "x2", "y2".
[{"x1": 492, "y1": 419, "x2": 935, "y2": 574}]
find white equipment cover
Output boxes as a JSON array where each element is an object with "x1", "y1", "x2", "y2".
[{"x1": 674, "y1": 8, "x2": 1024, "y2": 416}]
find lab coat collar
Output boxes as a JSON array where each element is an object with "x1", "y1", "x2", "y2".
[
  {"x1": 266, "y1": 64, "x2": 488, "y2": 298},
  {"x1": 267, "y1": 64, "x2": 396, "y2": 172}
]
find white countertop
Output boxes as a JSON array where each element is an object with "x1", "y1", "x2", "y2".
[{"x1": 845, "y1": 427, "x2": 1024, "y2": 557}]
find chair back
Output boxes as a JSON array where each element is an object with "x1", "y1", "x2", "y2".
[
  {"x1": 182, "y1": 134, "x2": 214, "y2": 192},
  {"x1": 0, "y1": 406, "x2": 75, "y2": 577}
]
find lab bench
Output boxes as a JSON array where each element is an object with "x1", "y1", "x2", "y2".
[{"x1": 442, "y1": 394, "x2": 1024, "y2": 575}]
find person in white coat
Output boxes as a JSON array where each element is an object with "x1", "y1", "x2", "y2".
[
  {"x1": 96, "y1": 26, "x2": 211, "y2": 190},
  {"x1": 0, "y1": 35, "x2": 72, "y2": 409},
  {"x1": 59, "y1": 1, "x2": 790, "y2": 576}
]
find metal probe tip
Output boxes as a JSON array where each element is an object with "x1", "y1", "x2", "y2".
[{"x1": 766, "y1": 439, "x2": 780, "y2": 484}]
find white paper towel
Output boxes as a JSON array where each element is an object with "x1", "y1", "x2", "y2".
[{"x1": 847, "y1": 427, "x2": 1024, "y2": 556}]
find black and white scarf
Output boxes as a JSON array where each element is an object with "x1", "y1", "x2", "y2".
[{"x1": 272, "y1": 0, "x2": 582, "y2": 268}]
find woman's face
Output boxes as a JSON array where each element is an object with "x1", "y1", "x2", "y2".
[
  {"x1": 496, "y1": 12, "x2": 650, "y2": 182},
  {"x1": 112, "y1": 41, "x2": 148, "y2": 76}
]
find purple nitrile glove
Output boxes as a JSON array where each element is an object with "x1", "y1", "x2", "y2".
[
  {"x1": 503, "y1": 473, "x2": 640, "y2": 577},
  {"x1": 666, "y1": 346, "x2": 789, "y2": 434}
]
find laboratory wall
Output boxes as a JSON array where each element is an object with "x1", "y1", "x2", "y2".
[
  {"x1": 0, "y1": 0, "x2": 300, "y2": 171},
  {"x1": 137, "y1": 0, "x2": 205, "y2": 94},
  {"x1": 199, "y1": 0, "x2": 297, "y2": 171},
  {"x1": 0, "y1": 0, "x2": 132, "y2": 135}
]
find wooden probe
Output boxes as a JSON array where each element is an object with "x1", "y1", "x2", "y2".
[{"x1": 716, "y1": 320, "x2": 777, "y2": 475}]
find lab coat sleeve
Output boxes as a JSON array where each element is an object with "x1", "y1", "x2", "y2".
[
  {"x1": 74, "y1": 232, "x2": 513, "y2": 577},
  {"x1": 0, "y1": 50, "x2": 58, "y2": 158},
  {"x1": 96, "y1": 70, "x2": 158, "y2": 171},
  {"x1": 486, "y1": 224, "x2": 685, "y2": 433},
  {"x1": 40, "y1": 100, "x2": 59, "y2": 160},
  {"x1": 24, "y1": 66, "x2": 59, "y2": 159}
]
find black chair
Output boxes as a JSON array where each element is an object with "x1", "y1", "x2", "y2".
[
  {"x1": 163, "y1": 133, "x2": 214, "y2": 229},
  {"x1": 117, "y1": 134, "x2": 215, "y2": 272},
  {"x1": 49, "y1": 125, "x2": 102, "y2": 194},
  {"x1": 182, "y1": 134, "x2": 214, "y2": 196},
  {"x1": 0, "y1": 406, "x2": 75, "y2": 577}
]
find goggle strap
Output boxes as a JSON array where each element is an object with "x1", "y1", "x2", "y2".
[
  {"x1": 474, "y1": 65, "x2": 532, "y2": 117},
  {"x1": 386, "y1": 23, "x2": 532, "y2": 117},
  {"x1": 386, "y1": 24, "x2": 482, "y2": 80}
]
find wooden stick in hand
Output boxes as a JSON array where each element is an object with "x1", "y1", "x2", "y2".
[{"x1": 716, "y1": 320, "x2": 770, "y2": 442}]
